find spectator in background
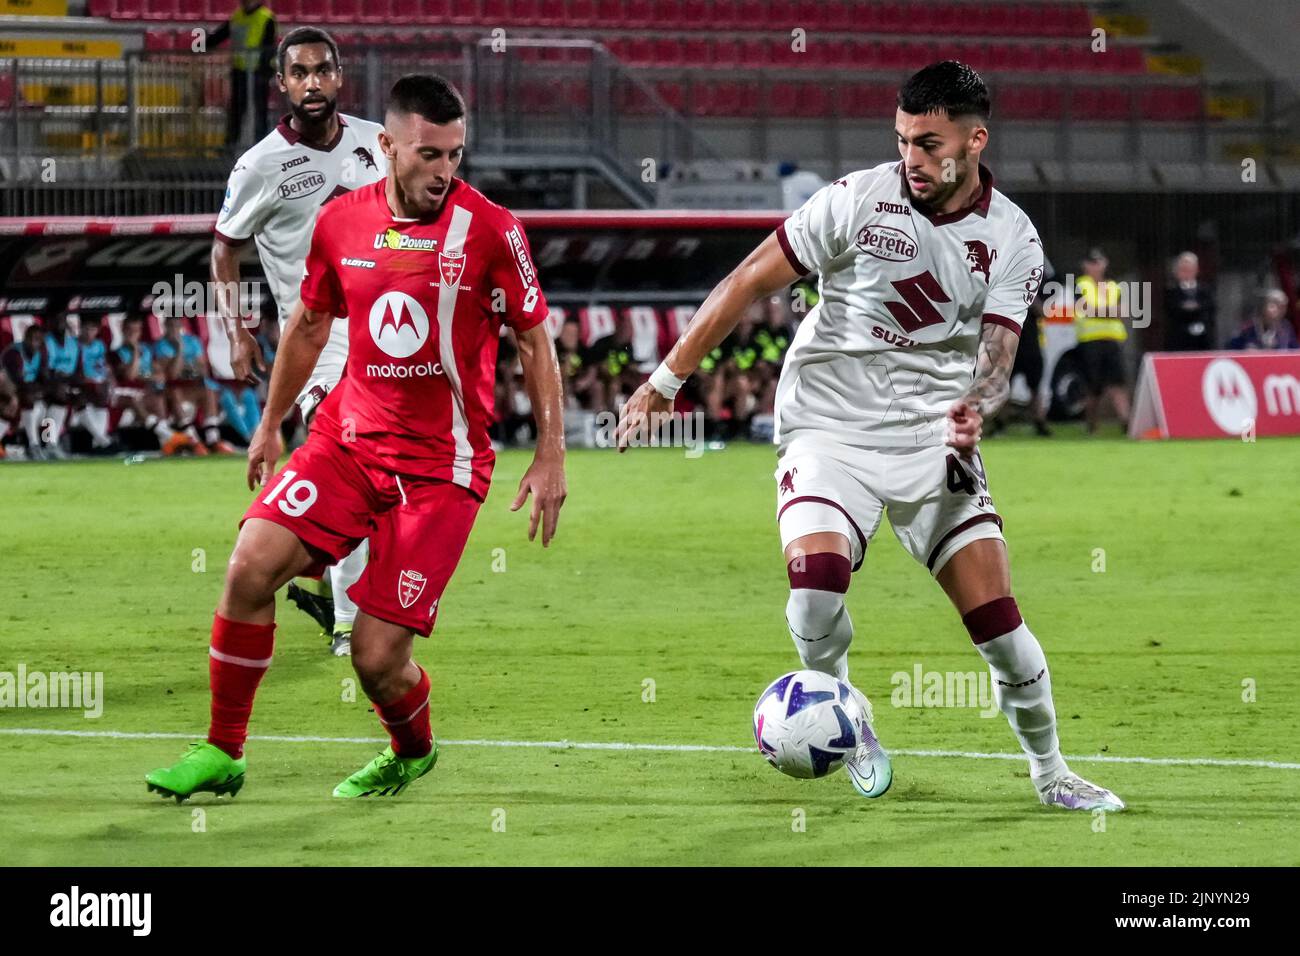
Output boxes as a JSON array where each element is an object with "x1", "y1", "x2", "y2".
[
  {"x1": 0, "y1": 364, "x2": 20, "y2": 457},
  {"x1": 1, "y1": 323, "x2": 63, "y2": 459},
  {"x1": 555, "y1": 316, "x2": 603, "y2": 412},
  {"x1": 71, "y1": 315, "x2": 114, "y2": 452},
  {"x1": 1074, "y1": 248, "x2": 1131, "y2": 434},
  {"x1": 154, "y1": 315, "x2": 236, "y2": 454},
  {"x1": 585, "y1": 311, "x2": 642, "y2": 412},
  {"x1": 1164, "y1": 251, "x2": 1215, "y2": 351},
  {"x1": 110, "y1": 314, "x2": 196, "y2": 455},
  {"x1": 209, "y1": 0, "x2": 278, "y2": 146},
  {"x1": 1229, "y1": 289, "x2": 1298, "y2": 350}
]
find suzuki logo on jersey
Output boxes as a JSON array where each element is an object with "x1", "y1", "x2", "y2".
[
  {"x1": 856, "y1": 224, "x2": 918, "y2": 262},
  {"x1": 374, "y1": 227, "x2": 438, "y2": 252},
  {"x1": 963, "y1": 240, "x2": 998, "y2": 283},
  {"x1": 369, "y1": 291, "x2": 430, "y2": 358},
  {"x1": 398, "y1": 570, "x2": 427, "y2": 610},
  {"x1": 439, "y1": 251, "x2": 465, "y2": 287}
]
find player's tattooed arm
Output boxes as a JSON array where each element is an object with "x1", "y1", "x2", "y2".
[
  {"x1": 946, "y1": 322, "x2": 1020, "y2": 454},
  {"x1": 963, "y1": 322, "x2": 1020, "y2": 417}
]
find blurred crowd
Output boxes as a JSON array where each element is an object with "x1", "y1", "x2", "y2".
[{"x1": 1, "y1": 259, "x2": 1297, "y2": 459}]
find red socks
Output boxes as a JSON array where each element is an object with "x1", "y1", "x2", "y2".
[
  {"x1": 207, "y1": 613, "x2": 275, "y2": 759},
  {"x1": 373, "y1": 667, "x2": 432, "y2": 758}
]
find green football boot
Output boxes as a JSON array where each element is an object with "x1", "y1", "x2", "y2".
[
  {"x1": 146, "y1": 742, "x2": 246, "y2": 803},
  {"x1": 333, "y1": 744, "x2": 438, "y2": 798}
]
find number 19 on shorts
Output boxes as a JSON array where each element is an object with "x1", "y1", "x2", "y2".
[{"x1": 262, "y1": 470, "x2": 319, "y2": 517}]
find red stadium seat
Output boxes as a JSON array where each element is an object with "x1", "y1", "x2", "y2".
[
  {"x1": 739, "y1": 37, "x2": 768, "y2": 66},
  {"x1": 113, "y1": 0, "x2": 142, "y2": 17},
  {"x1": 175, "y1": 0, "x2": 204, "y2": 19},
  {"x1": 653, "y1": 0, "x2": 683, "y2": 28},
  {"x1": 359, "y1": 0, "x2": 392, "y2": 24},
  {"x1": 653, "y1": 38, "x2": 684, "y2": 66},
  {"x1": 0, "y1": 317, "x2": 13, "y2": 352},
  {"x1": 579, "y1": 306, "x2": 616, "y2": 346},
  {"x1": 736, "y1": 0, "x2": 765, "y2": 30},
  {"x1": 768, "y1": 0, "x2": 797, "y2": 27},
  {"x1": 655, "y1": 81, "x2": 685, "y2": 113},
  {"x1": 327, "y1": 0, "x2": 361, "y2": 23},
  {"x1": 86, "y1": 0, "x2": 115, "y2": 16},
  {"x1": 390, "y1": 0, "x2": 421, "y2": 21},
  {"x1": 1006, "y1": 3, "x2": 1043, "y2": 37},
  {"x1": 509, "y1": 0, "x2": 542, "y2": 25},
  {"x1": 568, "y1": 0, "x2": 597, "y2": 26},
  {"x1": 711, "y1": 37, "x2": 740, "y2": 67},
  {"x1": 624, "y1": 36, "x2": 655, "y2": 66},
  {"x1": 538, "y1": 0, "x2": 566, "y2": 25},
  {"x1": 142, "y1": 0, "x2": 175, "y2": 19},
  {"x1": 144, "y1": 29, "x2": 174, "y2": 50},
  {"x1": 682, "y1": 36, "x2": 711, "y2": 68},
  {"x1": 594, "y1": 0, "x2": 624, "y2": 27},
  {"x1": 624, "y1": 0, "x2": 653, "y2": 28},
  {"x1": 679, "y1": 0, "x2": 708, "y2": 30},
  {"x1": 710, "y1": 0, "x2": 739, "y2": 29}
]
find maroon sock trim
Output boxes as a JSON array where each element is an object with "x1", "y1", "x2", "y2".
[{"x1": 962, "y1": 596, "x2": 1023, "y2": 645}]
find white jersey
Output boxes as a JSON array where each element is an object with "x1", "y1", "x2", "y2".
[
  {"x1": 774, "y1": 161, "x2": 1044, "y2": 449},
  {"x1": 214, "y1": 112, "x2": 389, "y2": 326}
]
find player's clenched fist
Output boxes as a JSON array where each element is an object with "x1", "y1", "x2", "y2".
[
  {"x1": 945, "y1": 400, "x2": 982, "y2": 456},
  {"x1": 615, "y1": 382, "x2": 674, "y2": 452},
  {"x1": 510, "y1": 456, "x2": 567, "y2": 547},
  {"x1": 246, "y1": 422, "x2": 283, "y2": 491}
]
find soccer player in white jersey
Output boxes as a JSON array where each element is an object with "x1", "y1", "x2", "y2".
[
  {"x1": 618, "y1": 62, "x2": 1124, "y2": 812},
  {"x1": 211, "y1": 26, "x2": 388, "y2": 657}
]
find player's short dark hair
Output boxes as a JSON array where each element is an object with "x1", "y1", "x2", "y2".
[
  {"x1": 897, "y1": 61, "x2": 991, "y2": 122},
  {"x1": 386, "y1": 74, "x2": 466, "y2": 126},
  {"x1": 276, "y1": 27, "x2": 341, "y2": 75}
]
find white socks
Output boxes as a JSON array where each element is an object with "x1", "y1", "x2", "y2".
[{"x1": 330, "y1": 539, "x2": 369, "y2": 630}]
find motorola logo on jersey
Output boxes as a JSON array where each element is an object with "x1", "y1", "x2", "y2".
[
  {"x1": 856, "y1": 224, "x2": 918, "y2": 262},
  {"x1": 369, "y1": 291, "x2": 429, "y2": 358}
]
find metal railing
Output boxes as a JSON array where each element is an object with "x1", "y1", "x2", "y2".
[{"x1": 0, "y1": 38, "x2": 719, "y2": 214}]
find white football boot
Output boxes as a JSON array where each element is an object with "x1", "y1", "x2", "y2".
[
  {"x1": 1036, "y1": 771, "x2": 1126, "y2": 811},
  {"x1": 843, "y1": 684, "x2": 893, "y2": 798}
]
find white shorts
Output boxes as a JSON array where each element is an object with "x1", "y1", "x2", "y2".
[
  {"x1": 774, "y1": 434, "x2": 1004, "y2": 577},
  {"x1": 295, "y1": 319, "x2": 349, "y2": 421}
]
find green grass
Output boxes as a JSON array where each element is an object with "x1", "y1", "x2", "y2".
[{"x1": 1, "y1": 431, "x2": 1297, "y2": 866}]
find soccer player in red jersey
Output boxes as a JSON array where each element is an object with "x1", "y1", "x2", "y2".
[{"x1": 146, "y1": 74, "x2": 567, "y2": 800}]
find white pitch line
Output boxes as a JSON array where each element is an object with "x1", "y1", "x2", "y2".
[{"x1": 1, "y1": 727, "x2": 1297, "y2": 770}]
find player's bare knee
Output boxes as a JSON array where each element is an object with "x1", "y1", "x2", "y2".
[{"x1": 223, "y1": 551, "x2": 278, "y2": 606}]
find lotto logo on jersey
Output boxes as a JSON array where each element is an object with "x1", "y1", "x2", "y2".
[
  {"x1": 856, "y1": 224, "x2": 918, "y2": 262},
  {"x1": 374, "y1": 227, "x2": 437, "y2": 252},
  {"x1": 369, "y1": 291, "x2": 430, "y2": 358}
]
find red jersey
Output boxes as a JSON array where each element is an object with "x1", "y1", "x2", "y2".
[{"x1": 300, "y1": 177, "x2": 548, "y2": 499}]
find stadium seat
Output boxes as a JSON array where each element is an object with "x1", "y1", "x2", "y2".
[
  {"x1": 509, "y1": 0, "x2": 543, "y2": 26},
  {"x1": 326, "y1": 0, "x2": 361, "y2": 23},
  {"x1": 390, "y1": 0, "x2": 421, "y2": 21},
  {"x1": 87, "y1": 0, "x2": 115, "y2": 16},
  {"x1": 682, "y1": 36, "x2": 712, "y2": 68},
  {"x1": 567, "y1": 0, "x2": 596, "y2": 26},
  {"x1": 710, "y1": 0, "x2": 739, "y2": 30},
  {"x1": 579, "y1": 306, "x2": 616, "y2": 346},
  {"x1": 359, "y1": 0, "x2": 392, "y2": 24},
  {"x1": 679, "y1": 0, "x2": 708, "y2": 29},
  {"x1": 142, "y1": 0, "x2": 175, "y2": 19},
  {"x1": 538, "y1": 0, "x2": 566, "y2": 25},
  {"x1": 624, "y1": 0, "x2": 654, "y2": 27},
  {"x1": 653, "y1": 38, "x2": 684, "y2": 67},
  {"x1": 711, "y1": 37, "x2": 740, "y2": 68},
  {"x1": 175, "y1": 0, "x2": 204, "y2": 19},
  {"x1": 594, "y1": 0, "x2": 624, "y2": 27},
  {"x1": 739, "y1": 38, "x2": 768, "y2": 67}
]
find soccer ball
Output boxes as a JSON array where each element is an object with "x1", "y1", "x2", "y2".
[{"x1": 752, "y1": 670, "x2": 866, "y2": 779}]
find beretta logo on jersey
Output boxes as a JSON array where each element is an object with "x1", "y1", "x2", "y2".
[
  {"x1": 374, "y1": 227, "x2": 437, "y2": 252},
  {"x1": 279, "y1": 170, "x2": 326, "y2": 200},
  {"x1": 856, "y1": 223, "x2": 918, "y2": 262}
]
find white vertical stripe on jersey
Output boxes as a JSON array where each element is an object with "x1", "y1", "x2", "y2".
[{"x1": 437, "y1": 205, "x2": 475, "y2": 488}]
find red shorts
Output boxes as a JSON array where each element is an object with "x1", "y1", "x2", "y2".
[{"x1": 241, "y1": 432, "x2": 482, "y2": 636}]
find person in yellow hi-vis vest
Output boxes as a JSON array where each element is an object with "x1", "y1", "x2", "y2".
[
  {"x1": 209, "y1": 0, "x2": 278, "y2": 147},
  {"x1": 1073, "y1": 248, "x2": 1131, "y2": 434}
]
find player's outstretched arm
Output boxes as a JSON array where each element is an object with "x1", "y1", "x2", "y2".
[
  {"x1": 615, "y1": 231, "x2": 800, "y2": 451},
  {"x1": 211, "y1": 240, "x2": 265, "y2": 385},
  {"x1": 947, "y1": 322, "x2": 1021, "y2": 455},
  {"x1": 510, "y1": 322, "x2": 567, "y2": 547},
  {"x1": 245, "y1": 302, "x2": 331, "y2": 490}
]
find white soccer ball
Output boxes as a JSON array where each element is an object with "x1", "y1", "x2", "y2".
[{"x1": 752, "y1": 670, "x2": 866, "y2": 779}]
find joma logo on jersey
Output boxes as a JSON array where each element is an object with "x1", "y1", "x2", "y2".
[
  {"x1": 963, "y1": 240, "x2": 998, "y2": 283},
  {"x1": 280, "y1": 154, "x2": 309, "y2": 172},
  {"x1": 856, "y1": 224, "x2": 918, "y2": 262},
  {"x1": 279, "y1": 171, "x2": 326, "y2": 200},
  {"x1": 874, "y1": 200, "x2": 911, "y2": 216},
  {"x1": 374, "y1": 228, "x2": 438, "y2": 252}
]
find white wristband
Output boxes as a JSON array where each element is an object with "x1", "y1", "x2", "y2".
[{"x1": 648, "y1": 362, "x2": 686, "y2": 400}]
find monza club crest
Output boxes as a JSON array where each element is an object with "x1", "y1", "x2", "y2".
[
  {"x1": 398, "y1": 569, "x2": 428, "y2": 609},
  {"x1": 439, "y1": 251, "x2": 465, "y2": 287}
]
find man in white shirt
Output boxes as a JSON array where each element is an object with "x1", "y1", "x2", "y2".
[
  {"x1": 212, "y1": 26, "x2": 388, "y2": 657},
  {"x1": 619, "y1": 62, "x2": 1124, "y2": 813}
]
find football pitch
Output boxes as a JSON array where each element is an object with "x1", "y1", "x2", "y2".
[{"x1": 2, "y1": 431, "x2": 1297, "y2": 866}]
